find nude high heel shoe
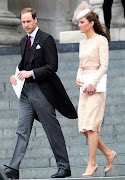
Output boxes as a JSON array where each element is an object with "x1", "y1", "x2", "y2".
[
  {"x1": 104, "y1": 150, "x2": 119, "y2": 175},
  {"x1": 82, "y1": 164, "x2": 98, "y2": 177}
]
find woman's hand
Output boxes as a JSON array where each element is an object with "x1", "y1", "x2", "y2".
[
  {"x1": 83, "y1": 84, "x2": 96, "y2": 95},
  {"x1": 76, "y1": 79, "x2": 84, "y2": 87},
  {"x1": 10, "y1": 75, "x2": 17, "y2": 86}
]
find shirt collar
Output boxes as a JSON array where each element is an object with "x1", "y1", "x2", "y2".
[{"x1": 27, "y1": 26, "x2": 39, "y2": 38}]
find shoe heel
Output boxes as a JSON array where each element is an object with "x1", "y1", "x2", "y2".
[
  {"x1": 95, "y1": 169, "x2": 97, "y2": 177},
  {"x1": 115, "y1": 155, "x2": 119, "y2": 162}
]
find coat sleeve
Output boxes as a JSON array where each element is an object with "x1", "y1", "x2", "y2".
[
  {"x1": 89, "y1": 36, "x2": 109, "y2": 87},
  {"x1": 33, "y1": 35, "x2": 58, "y2": 81},
  {"x1": 76, "y1": 42, "x2": 83, "y2": 80}
]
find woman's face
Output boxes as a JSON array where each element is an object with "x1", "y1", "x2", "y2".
[{"x1": 78, "y1": 17, "x2": 93, "y2": 33}]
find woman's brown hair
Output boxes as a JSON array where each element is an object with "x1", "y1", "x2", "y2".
[{"x1": 86, "y1": 11, "x2": 110, "y2": 43}]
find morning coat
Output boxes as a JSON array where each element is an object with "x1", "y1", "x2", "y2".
[{"x1": 18, "y1": 29, "x2": 77, "y2": 119}]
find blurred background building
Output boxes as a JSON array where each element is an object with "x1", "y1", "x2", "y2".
[{"x1": 0, "y1": 0, "x2": 125, "y2": 45}]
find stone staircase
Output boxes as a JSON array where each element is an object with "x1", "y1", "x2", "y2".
[{"x1": 0, "y1": 48, "x2": 125, "y2": 179}]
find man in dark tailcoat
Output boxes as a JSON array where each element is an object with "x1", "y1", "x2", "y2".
[{"x1": 4, "y1": 8, "x2": 77, "y2": 179}]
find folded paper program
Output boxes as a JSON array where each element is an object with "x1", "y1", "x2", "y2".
[{"x1": 12, "y1": 67, "x2": 25, "y2": 98}]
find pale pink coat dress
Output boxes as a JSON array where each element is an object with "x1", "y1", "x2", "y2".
[{"x1": 77, "y1": 35, "x2": 109, "y2": 133}]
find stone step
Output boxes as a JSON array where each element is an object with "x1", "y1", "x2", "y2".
[
  {"x1": 0, "y1": 159, "x2": 124, "y2": 179},
  {"x1": 58, "y1": 50, "x2": 125, "y2": 62},
  {"x1": 8, "y1": 165, "x2": 125, "y2": 179},
  {"x1": 0, "y1": 50, "x2": 124, "y2": 68},
  {"x1": 0, "y1": 108, "x2": 125, "y2": 127},
  {"x1": 0, "y1": 74, "x2": 111, "y2": 96},
  {"x1": 60, "y1": 76, "x2": 125, "y2": 89},
  {"x1": 0, "y1": 130, "x2": 125, "y2": 152},
  {"x1": 7, "y1": 177, "x2": 125, "y2": 180},
  {"x1": 0, "y1": 101, "x2": 124, "y2": 116},
  {"x1": 0, "y1": 55, "x2": 20, "y2": 66},
  {"x1": 0, "y1": 109, "x2": 18, "y2": 119},
  {"x1": 0, "y1": 79, "x2": 124, "y2": 99},
  {"x1": 0, "y1": 93, "x2": 124, "y2": 112},
  {"x1": 0, "y1": 104, "x2": 123, "y2": 121},
  {"x1": 0, "y1": 66, "x2": 124, "y2": 95},
  {"x1": 0, "y1": 61, "x2": 125, "y2": 79},
  {"x1": 0, "y1": 59, "x2": 125, "y2": 79},
  {"x1": 0, "y1": 119, "x2": 125, "y2": 136},
  {"x1": 0, "y1": 76, "x2": 124, "y2": 96},
  {"x1": 67, "y1": 87, "x2": 125, "y2": 97},
  {"x1": 0, "y1": 139, "x2": 125, "y2": 158},
  {"x1": 58, "y1": 60, "x2": 125, "y2": 71},
  {"x1": 0, "y1": 110, "x2": 125, "y2": 129},
  {"x1": 0, "y1": 85, "x2": 124, "y2": 102},
  {"x1": 0, "y1": 49, "x2": 125, "y2": 179},
  {"x1": 0, "y1": 132, "x2": 124, "y2": 151},
  {"x1": 70, "y1": 94, "x2": 125, "y2": 106},
  {"x1": 0, "y1": 70, "x2": 124, "y2": 89},
  {"x1": 57, "y1": 69, "x2": 125, "y2": 80},
  {"x1": 0, "y1": 65, "x2": 17, "y2": 74},
  {"x1": 1, "y1": 152, "x2": 125, "y2": 169}
]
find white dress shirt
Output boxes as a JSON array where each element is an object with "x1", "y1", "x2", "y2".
[
  {"x1": 27, "y1": 26, "x2": 39, "y2": 46},
  {"x1": 27, "y1": 26, "x2": 39, "y2": 79}
]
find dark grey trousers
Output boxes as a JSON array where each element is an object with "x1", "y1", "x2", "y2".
[{"x1": 4, "y1": 83, "x2": 70, "y2": 171}]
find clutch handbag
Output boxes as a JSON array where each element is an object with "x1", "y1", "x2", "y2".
[{"x1": 80, "y1": 74, "x2": 107, "y2": 93}]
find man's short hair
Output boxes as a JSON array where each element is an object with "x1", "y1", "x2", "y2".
[{"x1": 20, "y1": 8, "x2": 37, "y2": 19}]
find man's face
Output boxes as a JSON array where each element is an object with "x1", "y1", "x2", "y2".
[{"x1": 21, "y1": 12, "x2": 37, "y2": 34}]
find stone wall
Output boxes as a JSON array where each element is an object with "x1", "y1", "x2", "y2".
[
  {"x1": 7, "y1": 0, "x2": 89, "y2": 41},
  {"x1": 0, "y1": 0, "x2": 22, "y2": 46},
  {"x1": 8, "y1": 0, "x2": 73, "y2": 41},
  {"x1": 0, "y1": 0, "x2": 124, "y2": 43}
]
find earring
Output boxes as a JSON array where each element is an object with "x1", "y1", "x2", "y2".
[{"x1": 90, "y1": 26, "x2": 92, "y2": 29}]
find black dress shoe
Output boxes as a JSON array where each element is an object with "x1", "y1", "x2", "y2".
[
  {"x1": 51, "y1": 168, "x2": 71, "y2": 178},
  {"x1": 4, "y1": 168, "x2": 19, "y2": 179}
]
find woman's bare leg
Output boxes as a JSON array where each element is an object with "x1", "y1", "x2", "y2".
[{"x1": 83, "y1": 132, "x2": 113, "y2": 167}]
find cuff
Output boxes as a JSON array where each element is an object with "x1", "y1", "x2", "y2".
[{"x1": 31, "y1": 70, "x2": 35, "y2": 79}]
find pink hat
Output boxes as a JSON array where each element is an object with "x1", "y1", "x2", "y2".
[{"x1": 72, "y1": 1, "x2": 93, "y2": 24}]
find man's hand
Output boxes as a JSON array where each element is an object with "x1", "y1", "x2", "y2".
[
  {"x1": 17, "y1": 70, "x2": 32, "y2": 80},
  {"x1": 76, "y1": 79, "x2": 84, "y2": 87},
  {"x1": 83, "y1": 84, "x2": 96, "y2": 95},
  {"x1": 10, "y1": 75, "x2": 17, "y2": 86}
]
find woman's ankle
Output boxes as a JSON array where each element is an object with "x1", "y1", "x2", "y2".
[
  {"x1": 105, "y1": 150, "x2": 112, "y2": 160},
  {"x1": 88, "y1": 161, "x2": 97, "y2": 167}
]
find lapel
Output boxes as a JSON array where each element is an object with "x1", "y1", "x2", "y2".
[
  {"x1": 18, "y1": 36, "x2": 27, "y2": 70},
  {"x1": 30, "y1": 29, "x2": 41, "y2": 63},
  {"x1": 21, "y1": 36, "x2": 27, "y2": 57}
]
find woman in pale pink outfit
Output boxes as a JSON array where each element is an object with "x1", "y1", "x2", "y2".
[{"x1": 73, "y1": 1, "x2": 119, "y2": 177}]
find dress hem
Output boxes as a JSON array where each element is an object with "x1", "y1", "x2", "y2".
[{"x1": 79, "y1": 128, "x2": 100, "y2": 133}]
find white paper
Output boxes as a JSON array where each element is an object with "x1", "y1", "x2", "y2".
[
  {"x1": 80, "y1": 74, "x2": 107, "y2": 93},
  {"x1": 12, "y1": 67, "x2": 25, "y2": 98}
]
